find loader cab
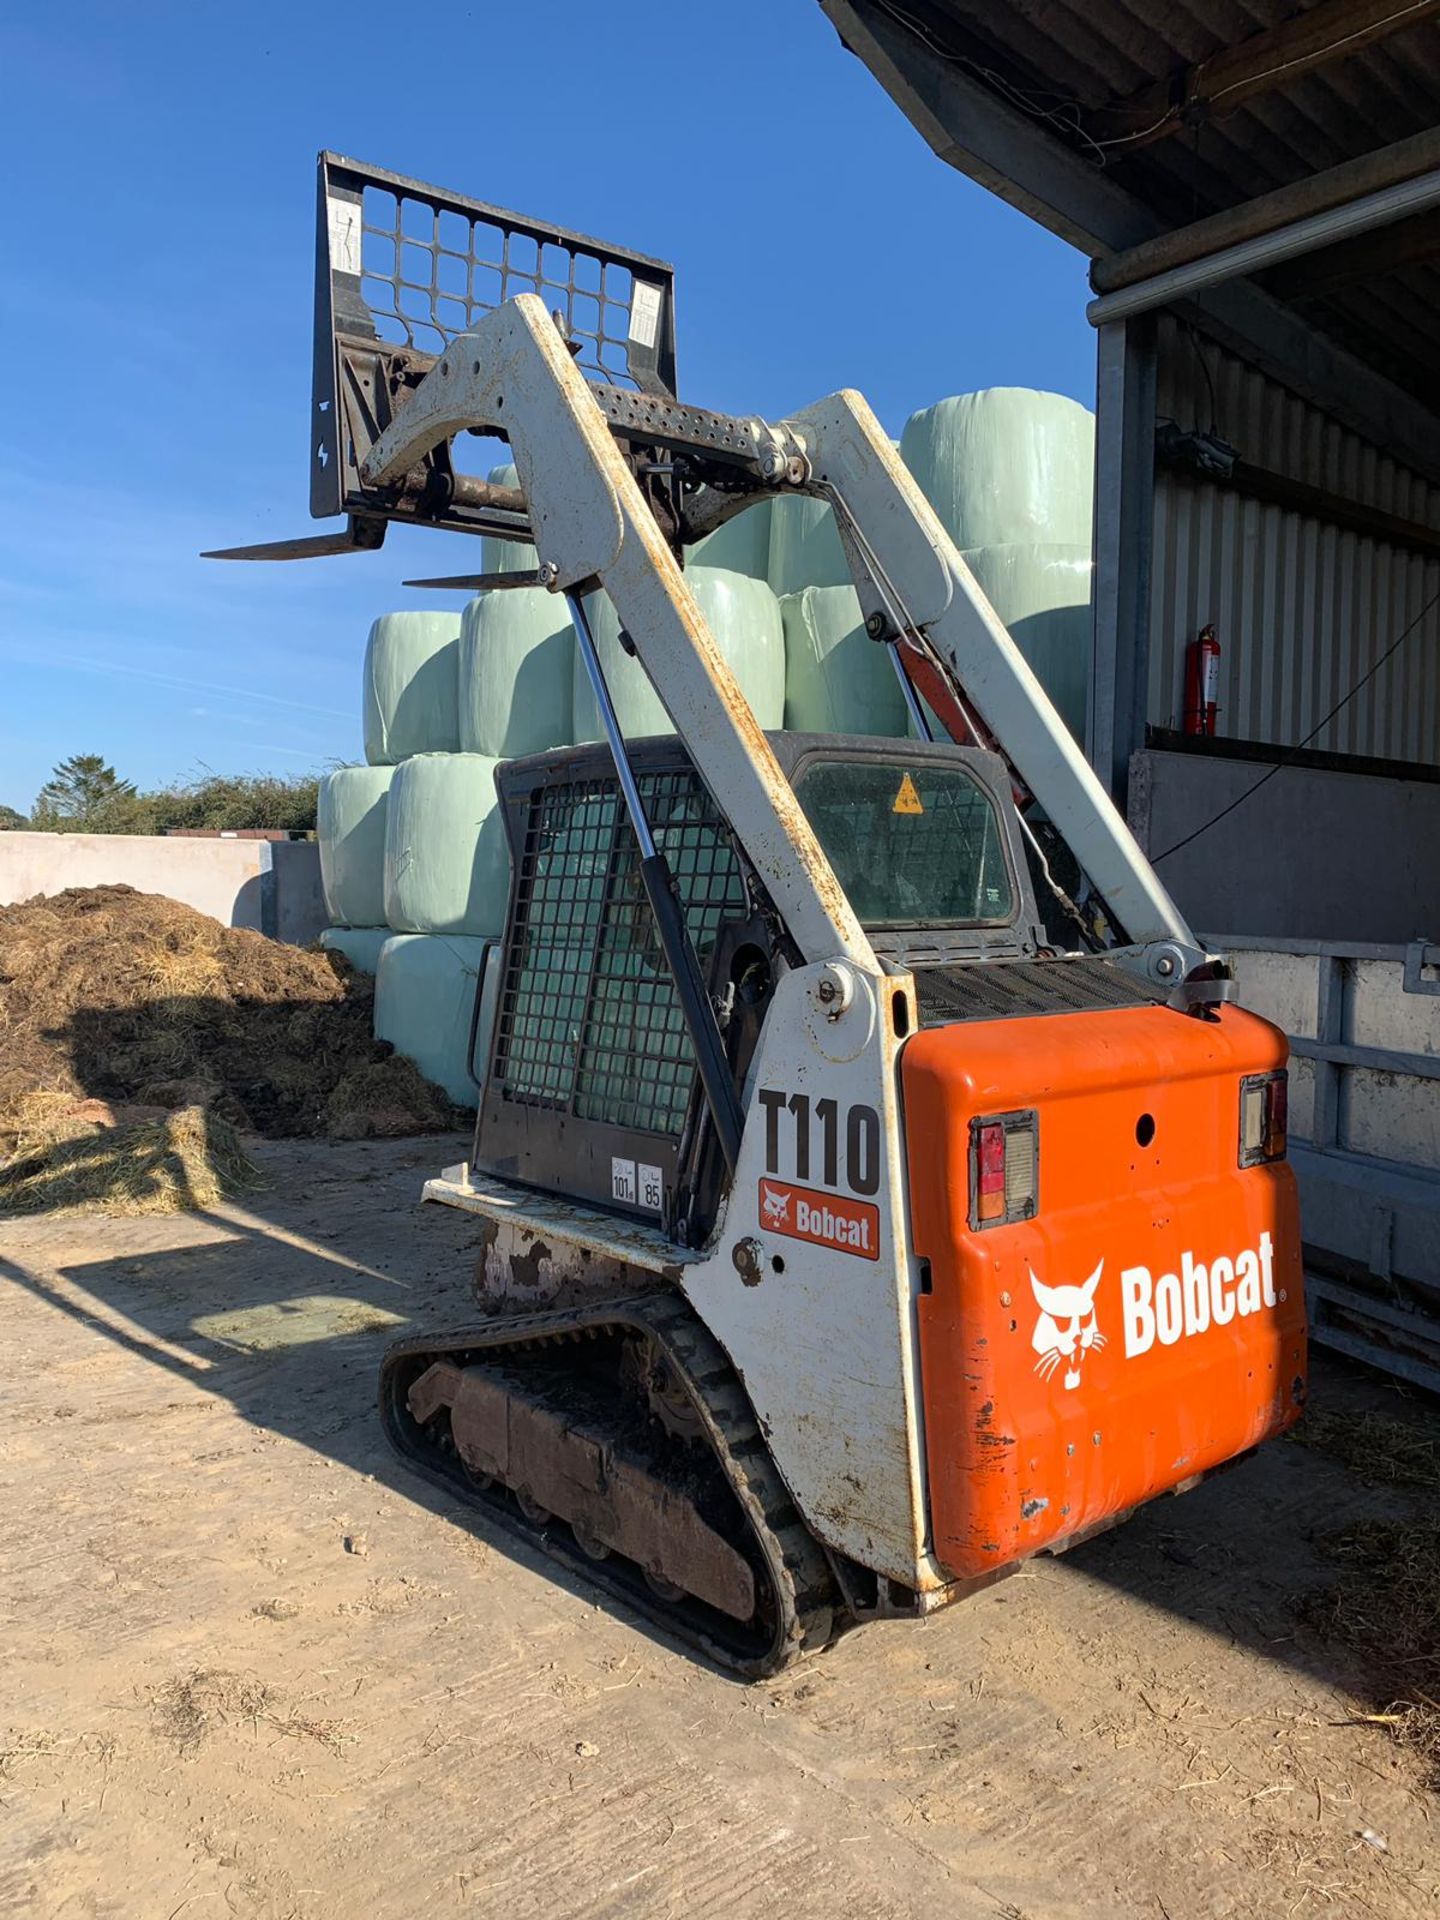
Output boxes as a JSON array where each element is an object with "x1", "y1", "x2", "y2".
[{"x1": 471, "y1": 731, "x2": 1050, "y2": 1244}]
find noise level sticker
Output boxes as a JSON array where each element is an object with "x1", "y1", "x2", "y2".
[
  {"x1": 892, "y1": 771, "x2": 925, "y2": 815},
  {"x1": 612, "y1": 1156, "x2": 663, "y2": 1212}
]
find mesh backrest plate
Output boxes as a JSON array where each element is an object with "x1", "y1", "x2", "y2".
[
  {"x1": 495, "y1": 769, "x2": 745, "y2": 1137},
  {"x1": 356, "y1": 182, "x2": 645, "y2": 388}
]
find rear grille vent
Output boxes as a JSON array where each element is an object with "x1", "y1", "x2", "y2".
[{"x1": 914, "y1": 957, "x2": 1165, "y2": 1028}]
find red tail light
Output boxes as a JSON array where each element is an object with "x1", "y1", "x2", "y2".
[
  {"x1": 968, "y1": 1111, "x2": 1039, "y2": 1230},
  {"x1": 976, "y1": 1121, "x2": 1006, "y2": 1222}
]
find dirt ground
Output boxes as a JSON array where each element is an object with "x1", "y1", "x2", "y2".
[{"x1": 1, "y1": 1137, "x2": 1435, "y2": 1920}]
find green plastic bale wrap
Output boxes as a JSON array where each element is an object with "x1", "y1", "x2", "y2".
[
  {"x1": 318, "y1": 926, "x2": 391, "y2": 976},
  {"x1": 573, "y1": 566, "x2": 785, "y2": 741},
  {"x1": 374, "y1": 933, "x2": 498, "y2": 1109},
  {"x1": 500, "y1": 942, "x2": 589, "y2": 1103},
  {"x1": 960, "y1": 543, "x2": 1093, "y2": 743},
  {"x1": 688, "y1": 499, "x2": 773, "y2": 578},
  {"x1": 383, "y1": 753, "x2": 510, "y2": 937},
  {"x1": 459, "y1": 587, "x2": 575, "y2": 757},
  {"x1": 317, "y1": 765, "x2": 392, "y2": 929},
  {"x1": 362, "y1": 612, "x2": 462, "y2": 764},
  {"x1": 901, "y1": 388, "x2": 1095, "y2": 551},
  {"x1": 780, "y1": 585, "x2": 910, "y2": 737},
  {"x1": 766, "y1": 492, "x2": 849, "y2": 597},
  {"x1": 478, "y1": 463, "x2": 538, "y2": 576}
]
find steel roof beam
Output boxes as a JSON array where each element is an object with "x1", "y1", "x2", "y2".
[
  {"x1": 1263, "y1": 205, "x2": 1440, "y2": 299},
  {"x1": 1086, "y1": 166, "x2": 1440, "y2": 325},
  {"x1": 1091, "y1": 127, "x2": 1440, "y2": 293},
  {"x1": 1099, "y1": 0, "x2": 1440, "y2": 152}
]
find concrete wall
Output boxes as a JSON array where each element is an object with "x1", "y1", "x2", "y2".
[
  {"x1": 1129, "y1": 747, "x2": 1440, "y2": 944},
  {"x1": 0, "y1": 832, "x2": 326, "y2": 945}
]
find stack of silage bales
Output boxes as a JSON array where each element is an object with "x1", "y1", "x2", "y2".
[
  {"x1": 318, "y1": 609, "x2": 463, "y2": 978},
  {"x1": 315, "y1": 602, "x2": 536, "y2": 1109},
  {"x1": 572, "y1": 566, "x2": 787, "y2": 741},
  {"x1": 315, "y1": 387, "x2": 1094, "y2": 1110},
  {"x1": 900, "y1": 389, "x2": 1095, "y2": 743}
]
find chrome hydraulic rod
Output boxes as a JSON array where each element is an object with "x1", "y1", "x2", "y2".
[{"x1": 567, "y1": 591, "x2": 745, "y2": 1172}]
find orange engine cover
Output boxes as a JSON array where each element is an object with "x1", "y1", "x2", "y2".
[{"x1": 902, "y1": 1002, "x2": 1306, "y2": 1581}]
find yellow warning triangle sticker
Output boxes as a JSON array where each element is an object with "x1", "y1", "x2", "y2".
[{"x1": 893, "y1": 771, "x2": 925, "y2": 815}]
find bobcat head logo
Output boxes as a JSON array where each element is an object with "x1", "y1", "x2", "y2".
[
  {"x1": 761, "y1": 1183, "x2": 791, "y2": 1226},
  {"x1": 1030, "y1": 1263, "x2": 1106, "y2": 1391}
]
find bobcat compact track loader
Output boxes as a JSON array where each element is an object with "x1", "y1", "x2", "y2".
[{"x1": 211, "y1": 155, "x2": 1307, "y2": 1676}]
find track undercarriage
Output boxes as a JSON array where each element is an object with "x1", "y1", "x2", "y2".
[{"x1": 378, "y1": 1292, "x2": 839, "y2": 1678}]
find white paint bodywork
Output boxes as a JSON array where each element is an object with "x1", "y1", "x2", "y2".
[{"x1": 679, "y1": 963, "x2": 940, "y2": 1587}]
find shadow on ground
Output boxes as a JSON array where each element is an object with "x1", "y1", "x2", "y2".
[{"x1": 0, "y1": 1127, "x2": 1432, "y2": 1731}]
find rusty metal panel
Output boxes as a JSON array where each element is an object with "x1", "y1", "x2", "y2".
[{"x1": 1149, "y1": 318, "x2": 1440, "y2": 765}]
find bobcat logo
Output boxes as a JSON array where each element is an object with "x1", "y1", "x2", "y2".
[
  {"x1": 1030, "y1": 1264, "x2": 1106, "y2": 1391},
  {"x1": 761, "y1": 1183, "x2": 791, "y2": 1227}
]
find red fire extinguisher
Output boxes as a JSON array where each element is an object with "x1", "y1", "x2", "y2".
[{"x1": 1184, "y1": 623, "x2": 1221, "y2": 736}]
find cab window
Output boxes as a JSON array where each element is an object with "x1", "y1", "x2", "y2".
[{"x1": 792, "y1": 759, "x2": 1014, "y2": 928}]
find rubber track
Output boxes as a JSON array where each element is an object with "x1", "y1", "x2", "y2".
[{"x1": 377, "y1": 1290, "x2": 839, "y2": 1679}]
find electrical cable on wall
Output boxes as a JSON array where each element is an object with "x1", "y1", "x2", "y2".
[{"x1": 1153, "y1": 583, "x2": 1440, "y2": 863}]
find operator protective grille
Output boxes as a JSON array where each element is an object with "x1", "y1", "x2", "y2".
[
  {"x1": 913, "y1": 956, "x2": 1166, "y2": 1027},
  {"x1": 493, "y1": 768, "x2": 747, "y2": 1137}
]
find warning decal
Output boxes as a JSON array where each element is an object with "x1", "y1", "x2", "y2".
[
  {"x1": 758, "y1": 1178, "x2": 880, "y2": 1261},
  {"x1": 326, "y1": 195, "x2": 362, "y2": 276},
  {"x1": 628, "y1": 280, "x2": 663, "y2": 350},
  {"x1": 892, "y1": 772, "x2": 924, "y2": 815}
]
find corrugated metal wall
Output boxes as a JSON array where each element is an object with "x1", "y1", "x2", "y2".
[{"x1": 1148, "y1": 317, "x2": 1440, "y2": 765}]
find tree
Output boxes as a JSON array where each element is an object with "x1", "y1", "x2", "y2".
[
  {"x1": 32, "y1": 755, "x2": 138, "y2": 830},
  {"x1": 142, "y1": 770, "x2": 319, "y2": 834},
  {"x1": 25, "y1": 756, "x2": 321, "y2": 836},
  {"x1": 0, "y1": 803, "x2": 26, "y2": 831}
]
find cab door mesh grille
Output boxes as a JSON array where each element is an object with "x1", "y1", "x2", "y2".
[{"x1": 493, "y1": 767, "x2": 747, "y2": 1138}]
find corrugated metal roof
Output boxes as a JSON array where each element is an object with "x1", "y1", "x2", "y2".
[{"x1": 845, "y1": 1, "x2": 1440, "y2": 408}]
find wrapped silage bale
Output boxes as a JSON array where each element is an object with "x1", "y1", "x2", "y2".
[
  {"x1": 459, "y1": 588, "x2": 575, "y2": 758},
  {"x1": 688, "y1": 499, "x2": 773, "y2": 579},
  {"x1": 317, "y1": 765, "x2": 391, "y2": 929},
  {"x1": 572, "y1": 566, "x2": 786, "y2": 742},
  {"x1": 478, "y1": 463, "x2": 538, "y2": 576},
  {"x1": 384, "y1": 752, "x2": 510, "y2": 937},
  {"x1": 375, "y1": 933, "x2": 499, "y2": 1109},
  {"x1": 362, "y1": 612, "x2": 462, "y2": 764},
  {"x1": 900, "y1": 389, "x2": 1095, "y2": 550},
  {"x1": 766, "y1": 492, "x2": 849, "y2": 597},
  {"x1": 960, "y1": 544, "x2": 1094, "y2": 744},
  {"x1": 781, "y1": 585, "x2": 910, "y2": 737},
  {"x1": 319, "y1": 926, "x2": 391, "y2": 976}
]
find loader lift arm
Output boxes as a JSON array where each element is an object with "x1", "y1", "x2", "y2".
[
  {"x1": 359, "y1": 289, "x2": 1203, "y2": 975},
  {"x1": 210, "y1": 150, "x2": 1210, "y2": 984}
]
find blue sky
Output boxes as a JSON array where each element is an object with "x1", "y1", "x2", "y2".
[{"x1": 0, "y1": 2, "x2": 1094, "y2": 815}]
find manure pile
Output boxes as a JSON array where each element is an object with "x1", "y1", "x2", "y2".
[{"x1": 0, "y1": 886, "x2": 455, "y2": 1212}]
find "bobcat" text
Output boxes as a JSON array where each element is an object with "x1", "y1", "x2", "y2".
[{"x1": 1120, "y1": 1233, "x2": 1279, "y2": 1357}]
